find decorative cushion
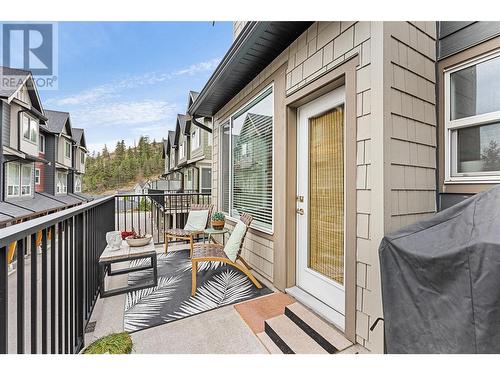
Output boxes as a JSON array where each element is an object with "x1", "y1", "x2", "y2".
[
  {"x1": 223, "y1": 220, "x2": 247, "y2": 262},
  {"x1": 184, "y1": 210, "x2": 209, "y2": 231}
]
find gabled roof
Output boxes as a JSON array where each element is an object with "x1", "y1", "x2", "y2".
[
  {"x1": 187, "y1": 91, "x2": 200, "y2": 111},
  {"x1": 0, "y1": 66, "x2": 30, "y2": 98},
  {"x1": 168, "y1": 130, "x2": 176, "y2": 149},
  {"x1": 72, "y1": 128, "x2": 87, "y2": 149},
  {"x1": 188, "y1": 22, "x2": 313, "y2": 117},
  {"x1": 174, "y1": 114, "x2": 189, "y2": 144},
  {"x1": 177, "y1": 114, "x2": 189, "y2": 135},
  {"x1": 0, "y1": 66, "x2": 45, "y2": 118},
  {"x1": 162, "y1": 139, "x2": 168, "y2": 159},
  {"x1": 45, "y1": 110, "x2": 73, "y2": 137}
]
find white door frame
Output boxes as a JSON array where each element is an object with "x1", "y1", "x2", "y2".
[{"x1": 296, "y1": 86, "x2": 346, "y2": 330}]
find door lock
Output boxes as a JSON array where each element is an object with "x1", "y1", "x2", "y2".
[
  {"x1": 296, "y1": 208, "x2": 304, "y2": 215},
  {"x1": 297, "y1": 195, "x2": 304, "y2": 203}
]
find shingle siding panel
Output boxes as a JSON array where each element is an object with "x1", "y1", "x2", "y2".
[{"x1": 2, "y1": 101, "x2": 10, "y2": 147}]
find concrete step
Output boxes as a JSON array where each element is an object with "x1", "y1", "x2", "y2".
[
  {"x1": 337, "y1": 344, "x2": 371, "y2": 354},
  {"x1": 256, "y1": 332, "x2": 283, "y2": 354},
  {"x1": 285, "y1": 302, "x2": 352, "y2": 353},
  {"x1": 265, "y1": 315, "x2": 328, "y2": 354}
]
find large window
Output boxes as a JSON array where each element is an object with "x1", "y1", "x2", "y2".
[
  {"x1": 39, "y1": 134, "x2": 45, "y2": 153},
  {"x1": 21, "y1": 165, "x2": 32, "y2": 196},
  {"x1": 6, "y1": 163, "x2": 33, "y2": 197},
  {"x1": 191, "y1": 127, "x2": 200, "y2": 151},
  {"x1": 56, "y1": 171, "x2": 67, "y2": 194},
  {"x1": 446, "y1": 50, "x2": 500, "y2": 181},
  {"x1": 184, "y1": 168, "x2": 194, "y2": 190},
  {"x1": 22, "y1": 114, "x2": 38, "y2": 143},
  {"x1": 64, "y1": 140, "x2": 72, "y2": 159},
  {"x1": 179, "y1": 140, "x2": 185, "y2": 160},
  {"x1": 75, "y1": 174, "x2": 82, "y2": 193},
  {"x1": 201, "y1": 168, "x2": 212, "y2": 194},
  {"x1": 6, "y1": 163, "x2": 20, "y2": 197},
  {"x1": 219, "y1": 86, "x2": 273, "y2": 232}
]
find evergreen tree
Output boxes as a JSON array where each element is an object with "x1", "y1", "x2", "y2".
[{"x1": 83, "y1": 136, "x2": 165, "y2": 194}]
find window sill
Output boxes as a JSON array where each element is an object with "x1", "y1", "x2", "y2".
[
  {"x1": 445, "y1": 178, "x2": 500, "y2": 185},
  {"x1": 22, "y1": 137, "x2": 38, "y2": 146}
]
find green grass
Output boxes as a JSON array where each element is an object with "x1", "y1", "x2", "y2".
[{"x1": 82, "y1": 332, "x2": 133, "y2": 354}]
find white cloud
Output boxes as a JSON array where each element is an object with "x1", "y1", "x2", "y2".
[
  {"x1": 173, "y1": 58, "x2": 221, "y2": 76},
  {"x1": 49, "y1": 86, "x2": 116, "y2": 106},
  {"x1": 47, "y1": 57, "x2": 221, "y2": 107},
  {"x1": 71, "y1": 100, "x2": 177, "y2": 128}
]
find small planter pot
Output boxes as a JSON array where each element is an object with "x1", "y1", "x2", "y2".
[{"x1": 211, "y1": 220, "x2": 225, "y2": 230}]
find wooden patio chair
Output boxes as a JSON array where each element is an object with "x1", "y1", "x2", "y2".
[
  {"x1": 191, "y1": 213, "x2": 262, "y2": 296},
  {"x1": 164, "y1": 203, "x2": 213, "y2": 257}
]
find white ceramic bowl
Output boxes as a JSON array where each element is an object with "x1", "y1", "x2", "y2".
[{"x1": 125, "y1": 234, "x2": 152, "y2": 247}]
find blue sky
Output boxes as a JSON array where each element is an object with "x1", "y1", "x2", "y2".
[{"x1": 39, "y1": 22, "x2": 232, "y2": 153}]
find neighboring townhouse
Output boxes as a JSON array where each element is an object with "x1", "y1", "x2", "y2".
[
  {"x1": 44, "y1": 110, "x2": 86, "y2": 207},
  {"x1": 185, "y1": 91, "x2": 213, "y2": 194},
  {"x1": 188, "y1": 21, "x2": 439, "y2": 353},
  {"x1": 70, "y1": 127, "x2": 87, "y2": 195},
  {"x1": 162, "y1": 91, "x2": 212, "y2": 193},
  {"x1": 162, "y1": 130, "x2": 182, "y2": 191},
  {"x1": 134, "y1": 180, "x2": 148, "y2": 195},
  {"x1": 436, "y1": 22, "x2": 500, "y2": 209},
  {"x1": 0, "y1": 67, "x2": 68, "y2": 226}
]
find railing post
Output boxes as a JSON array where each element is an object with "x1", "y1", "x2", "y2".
[
  {"x1": 50, "y1": 225, "x2": 56, "y2": 354},
  {"x1": 0, "y1": 246, "x2": 7, "y2": 354},
  {"x1": 41, "y1": 228, "x2": 48, "y2": 354},
  {"x1": 76, "y1": 213, "x2": 84, "y2": 352},
  {"x1": 17, "y1": 239, "x2": 25, "y2": 354},
  {"x1": 69, "y1": 217, "x2": 74, "y2": 353},
  {"x1": 30, "y1": 234, "x2": 37, "y2": 353},
  {"x1": 57, "y1": 222, "x2": 63, "y2": 354}
]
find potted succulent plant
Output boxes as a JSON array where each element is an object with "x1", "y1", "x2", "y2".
[{"x1": 211, "y1": 211, "x2": 225, "y2": 230}]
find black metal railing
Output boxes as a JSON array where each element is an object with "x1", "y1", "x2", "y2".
[
  {"x1": 0, "y1": 196, "x2": 115, "y2": 354},
  {"x1": 115, "y1": 192, "x2": 211, "y2": 244}
]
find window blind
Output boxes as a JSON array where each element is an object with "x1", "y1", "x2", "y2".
[{"x1": 231, "y1": 89, "x2": 273, "y2": 231}]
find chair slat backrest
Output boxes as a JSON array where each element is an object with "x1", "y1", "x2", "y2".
[
  {"x1": 190, "y1": 203, "x2": 213, "y2": 229},
  {"x1": 237, "y1": 213, "x2": 253, "y2": 257}
]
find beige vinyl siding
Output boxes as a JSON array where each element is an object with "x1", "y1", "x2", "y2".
[
  {"x1": 388, "y1": 22, "x2": 437, "y2": 231},
  {"x1": 211, "y1": 21, "x2": 437, "y2": 353}
]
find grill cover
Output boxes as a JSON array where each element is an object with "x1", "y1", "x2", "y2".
[{"x1": 379, "y1": 185, "x2": 500, "y2": 353}]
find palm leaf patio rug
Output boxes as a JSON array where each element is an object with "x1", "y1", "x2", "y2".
[{"x1": 123, "y1": 249, "x2": 272, "y2": 332}]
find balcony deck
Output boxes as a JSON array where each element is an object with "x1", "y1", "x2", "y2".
[
  {"x1": 1, "y1": 193, "x2": 365, "y2": 354},
  {"x1": 85, "y1": 243, "x2": 268, "y2": 354}
]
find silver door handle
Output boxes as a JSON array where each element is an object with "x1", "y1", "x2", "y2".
[{"x1": 296, "y1": 208, "x2": 304, "y2": 215}]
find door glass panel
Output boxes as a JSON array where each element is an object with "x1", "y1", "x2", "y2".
[{"x1": 308, "y1": 106, "x2": 344, "y2": 284}]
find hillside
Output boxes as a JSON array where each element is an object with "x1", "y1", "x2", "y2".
[{"x1": 83, "y1": 136, "x2": 164, "y2": 194}]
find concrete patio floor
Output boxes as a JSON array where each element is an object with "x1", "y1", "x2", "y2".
[{"x1": 84, "y1": 244, "x2": 269, "y2": 354}]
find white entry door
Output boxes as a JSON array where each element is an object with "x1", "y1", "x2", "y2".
[{"x1": 296, "y1": 87, "x2": 346, "y2": 328}]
